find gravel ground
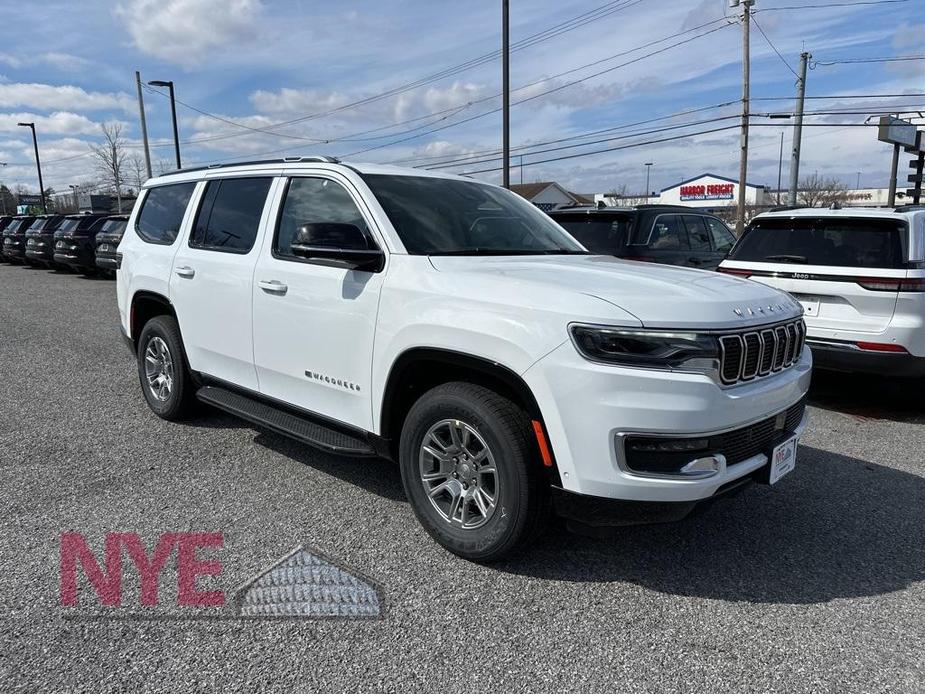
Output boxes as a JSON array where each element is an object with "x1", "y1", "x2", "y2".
[{"x1": 0, "y1": 263, "x2": 922, "y2": 693}]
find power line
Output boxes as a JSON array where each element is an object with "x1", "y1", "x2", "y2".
[
  {"x1": 751, "y1": 15, "x2": 799, "y2": 78},
  {"x1": 758, "y1": 0, "x2": 909, "y2": 10},
  {"x1": 813, "y1": 54, "x2": 925, "y2": 66},
  {"x1": 341, "y1": 21, "x2": 733, "y2": 157},
  {"x1": 143, "y1": 0, "x2": 648, "y2": 148}
]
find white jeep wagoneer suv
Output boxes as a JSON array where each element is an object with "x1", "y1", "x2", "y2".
[{"x1": 117, "y1": 157, "x2": 811, "y2": 560}]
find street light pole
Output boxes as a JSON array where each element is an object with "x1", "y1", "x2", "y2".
[
  {"x1": 0, "y1": 162, "x2": 7, "y2": 214},
  {"x1": 69, "y1": 184, "x2": 79, "y2": 212},
  {"x1": 644, "y1": 162, "x2": 653, "y2": 201},
  {"x1": 148, "y1": 79, "x2": 181, "y2": 170},
  {"x1": 777, "y1": 131, "x2": 784, "y2": 204},
  {"x1": 501, "y1": 0, "x2": 510, "y2": 189},
  {"x1": 17, "y1": 122, "x2": 47, "y2": 213}
]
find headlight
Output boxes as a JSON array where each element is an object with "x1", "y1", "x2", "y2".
[{"x1": 569, "y1": 324, "x2": 720, "y2": 372}]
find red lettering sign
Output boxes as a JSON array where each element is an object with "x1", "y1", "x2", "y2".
[{"x1": 59, "y1": 532, "x2": 225, "y2": 608}]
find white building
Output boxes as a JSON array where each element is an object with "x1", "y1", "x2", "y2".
[{"x1": 593, "y1": 173, "x2": 770, "y2": 210}]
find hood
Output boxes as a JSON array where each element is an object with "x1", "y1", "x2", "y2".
[{"x1": 428, "y1": 255, "x2": 803, "y2": 330}]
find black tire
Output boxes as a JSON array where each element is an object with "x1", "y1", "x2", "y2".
[
  {"x1": 136, "y1": 315, "x2": 196, "y2": 421},
  {"x1": 399, "y1": 382, "x2": 548, "y2": 562}
]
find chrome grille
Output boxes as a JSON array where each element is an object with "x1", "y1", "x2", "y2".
[{"x1": 719, "y1": 319, "x2": 805, "y2": 385}]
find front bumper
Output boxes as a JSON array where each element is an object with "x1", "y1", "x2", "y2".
[
  {"x1": 523, "y1": 339, "x2": 812, "y2": 502},
  {"x1": 25, "y1": 235, "x2": 55, "y2": 262},
  {"x1": 3, "y1": 238, "x2": 26, "y2": 260},
  {"x1": 807, "y1": 339, "x2": 925, "y2": 378},
  {"x1": 53, "y1": 236, "x2": 94, "y2": 269}
]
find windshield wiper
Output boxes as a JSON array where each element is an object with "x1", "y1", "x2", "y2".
[{"x1": 764, "y1": 254, "x2": 808, "y2": 264}]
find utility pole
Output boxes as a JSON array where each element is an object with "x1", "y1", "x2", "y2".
[
  {"x1": 788, "y1": 51, "x2": 811, "y2": 206},
  {"x1": 733, "y1": 0, "x2": 754, "y2": 234},
  {"x1": 644, "y1": 162, "x2": 653, "y2": 201},
  {"x1": 502, "y1": 0, "x2": 510, "y2": 189},
  {"x1": 776, "y1": 132, "x2": 784, "y2": 204},
  {"x1": 135, "y1": 71, "x2": 152, "y2": 179}
]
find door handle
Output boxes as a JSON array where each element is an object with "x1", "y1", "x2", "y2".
[
  {"x1": 175, "y1": 265, "x2": 195, "y2": 279},
  {"x1": 258, "y1": 279, "x2": 288, "y2": 295}
]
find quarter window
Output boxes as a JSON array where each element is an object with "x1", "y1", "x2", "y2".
[
  {"x1": 135, "y1": 183, "x2": 196, "y2": 245},
  {"x1": 705, "y1": 217, "x2": 735, "y2": 252},
  {"x1": 275, "y1": 177, "x2": 372, "y2": 258},
  {"x1": 190, "y1": 177, "x2": 272, "y2": 253}
]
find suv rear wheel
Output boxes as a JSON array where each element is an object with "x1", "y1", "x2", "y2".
[
  {"x1": 399, "y1": 382, "x2": 548, "y2": 561},
  {"x1": 136, "y1": 315, "x2": 195, "y2": 421}
]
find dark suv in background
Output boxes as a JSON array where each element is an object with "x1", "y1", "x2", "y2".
[
  {"x1": 549, "y1": 204, "x2": 737, "y2": 270},
  {"x1": 24, "y1": 214, "x2": 66, "y2": 267},
  {"x1": 94, "y1": 215, "x2": 128, "y2": 276},
  {"x1": 53, "y1": 214, "x2": 109, "y2": 275},
  {"x1": 0, "y1": 216, "x2": 14, "y2": 259},
  {"x1": 2, "y1": 216, "x2": 37, "y2": 263}
]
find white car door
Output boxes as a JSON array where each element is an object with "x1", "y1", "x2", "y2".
[
  {"x1": 169, "y1": 175, "x2": 279, "y2": 391},
  {"x1": 252, "y1": 174, "x2": 386, "y2": 431}
]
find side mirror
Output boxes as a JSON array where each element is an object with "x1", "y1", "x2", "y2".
[{"x1": 290, "y1": 222, "x2": 384, "y2": 272}]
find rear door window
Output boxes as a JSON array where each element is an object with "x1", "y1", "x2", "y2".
[
  {"x1": 136, "y1": 182, "x2": 197, "y2": 245},
  {"x1": 729, "y1": 217, "x2": 906, "y2": 268},
  {"x1": 682, "y1": 216, "x2": 712, "y2": 251},
  {"x1": 645, "y1": 215, "x2": 689, "y2": 250},
  {"x1": 551, "y1": 214, "x2": 632, "y2": 254},
  {"x1": 190, "y1": 177, "x2": 273, "y2": 253}
]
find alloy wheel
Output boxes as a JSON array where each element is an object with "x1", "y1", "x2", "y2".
[{"x1": 419, "y1": 419, "x2": 499, "y2": 530}]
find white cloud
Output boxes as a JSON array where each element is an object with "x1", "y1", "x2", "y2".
[
  {"x1": 116, "y1": 0, "x2": 265, "y2": 67},
  {"x1": 0, "y1": 112, "x2": 109, "y2": 136},
  {"x1": 0, "y1": 52, "x2": 92, "y2": 72},
  {"x1": 0, "y1": 83, "x2": 134, "y2": 113}
]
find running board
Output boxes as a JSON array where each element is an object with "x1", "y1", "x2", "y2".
[{"x1": 196, "y1": 386, "x2": 377, "y2": 457}]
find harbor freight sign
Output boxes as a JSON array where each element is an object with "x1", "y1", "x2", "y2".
[
  {"x1": 17, "y1": 194, "x2": 42, "y2": 206},
  {"x1": 680, "y1": 182, "x2": 735, "y2": 201}
]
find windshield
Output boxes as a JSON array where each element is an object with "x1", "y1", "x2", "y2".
[
  {"x1": 550, "y1": 213, "x2": 632, "y2": 254},
  {"x1": 729, "y1": 217, "x2": 906, "y2": 268},
  {"x1": 58, "y1": 218, "x2": 80, "y2": 232},
  {"x1": 5, "y1": 219, "x2": 25, "y2": 233},
  {"x1": 29, "y1": 218, "x2": 51, "y2": 231},
  {"x1": 364, "y1": 174, "x2": 587, "y2": 255},
  {"x1": 102, "y1": 219, "x2": 127, "y2": 233}
]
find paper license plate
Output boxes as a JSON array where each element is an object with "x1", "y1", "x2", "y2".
[{"x1": 769, "y1": 435, "x2": 798, "y2": 485}]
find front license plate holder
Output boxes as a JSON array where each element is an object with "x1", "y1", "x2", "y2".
[{"x1": 767, "y1": 435, "x2": 798, "y2": 485}]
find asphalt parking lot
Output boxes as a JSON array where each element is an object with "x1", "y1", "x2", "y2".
[{"x1": 0, "y1": 263, "x2": 922, "y2": 693}]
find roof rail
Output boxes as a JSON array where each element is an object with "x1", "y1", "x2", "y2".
[
  {"x1": 173, "y1": 156, "x2": 341, "y2": 175},
  {"x1": 895, "y1": 204, "x2": 925, "y2": 213}
]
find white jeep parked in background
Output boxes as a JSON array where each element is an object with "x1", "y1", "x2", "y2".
[
  {"x1": 720, "y1": 207, "x2": 925, "y2": 378},
  {"x1": 117, "y1": 157, "x2": 811, "y2": 561}
]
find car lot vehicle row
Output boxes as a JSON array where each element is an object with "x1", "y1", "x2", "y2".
[
  {"x1": 0, "y1": 212, "x2": 128, "y2": 276},
  {"x1": 117, "y1": 157, "x2": 811, "y2": 561}
]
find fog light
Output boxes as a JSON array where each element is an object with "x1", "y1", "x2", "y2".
[
  {"x1": 679, "y1": 454, "x2": 726, "y2": 479},
  {"x1": 628, "y1": 438, "x2": 709, "y2": 453}
]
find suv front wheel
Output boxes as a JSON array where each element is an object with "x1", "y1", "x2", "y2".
[
  {"x1": 136, "y1": 315, "x2": 195, "y2": 421},
  {"x1": 399, "y1": 382, "x2": 548, "y2": 561}
]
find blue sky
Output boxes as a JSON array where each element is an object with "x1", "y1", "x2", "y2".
[{"x1": 0, "y1": 0, "x2": 922, "y2": 196}]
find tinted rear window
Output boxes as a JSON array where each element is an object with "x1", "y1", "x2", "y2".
[
  {"x1": 136, "y1": 183, "x2": 196, "y2": 245},
  {"x1": 729, "y1": 217, "x2": 906, "y2": 268},
  {"x1": 550, "y1": 214, "x2": 633, "y2": 254}
]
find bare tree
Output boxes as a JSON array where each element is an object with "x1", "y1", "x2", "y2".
[
  {"x1": 797, "y1": 173, "x2": 849, "y2": 208},
  {"x1": 127, "y1": 154, "x2": 148, "y2": 195},
  {"x1": 604, "y1": 183, "x2": 650, "y2": 207},
  {"x1": 90, "y1": 123, "x2": 128, "y2": 213}
]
